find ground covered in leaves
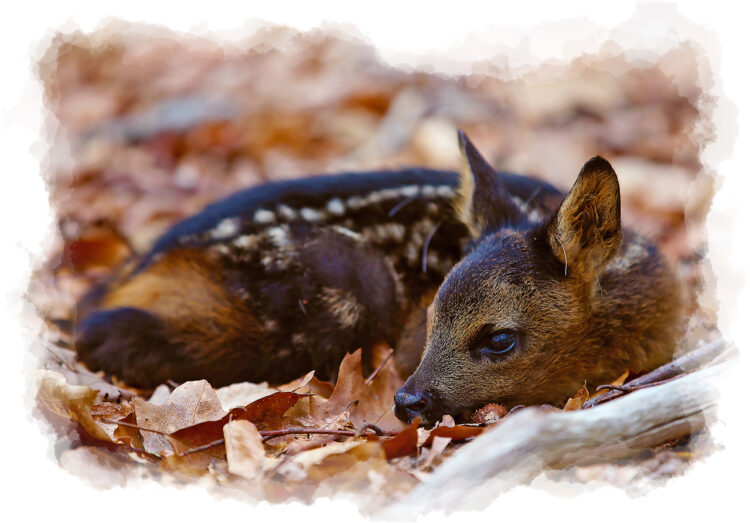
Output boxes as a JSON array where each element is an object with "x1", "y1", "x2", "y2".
[{"x1": 29, "y1": 24, "x2": 721, "y2": 509}]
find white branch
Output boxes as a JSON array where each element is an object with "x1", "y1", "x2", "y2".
[{"x1": 382, "y1": 357, "x2": 730, "y2": 516}]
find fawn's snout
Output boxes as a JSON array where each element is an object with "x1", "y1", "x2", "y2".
[{"x1": 394, "y1": 382, "x2": 433, "y2": 424}]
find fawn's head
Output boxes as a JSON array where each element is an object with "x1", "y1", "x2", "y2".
[{"x1": 395, "y1": 132, "x2": 627, "y2": 425}]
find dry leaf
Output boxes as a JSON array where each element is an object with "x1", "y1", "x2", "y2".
[
  {"x1": 36, "y1": 370, "x2": 111, "y2": 442},
  {"x1": 424, "y1": 425, "x2": 484, "y2": 446},
  {"x1": 421, "y1": 436, "x2": 451, "y2": 470},
  {"x1": 564, "y1": 383, "x2": 590, "y2": 411},
  {"x1": 224, "y1": 420, "x2": 267, "y2": 480},
  {"x1": 313, "y1": 348, "x2": 405, "y2": 433},
  {"x1": 381, "y1": 417, "x2": 420, "y2": 459},
  {"x1": 169, "y1": 391, "x2": 307, "y2": 453},
  {"x1": 133, "y1": 380, "x2": 226, "y2": 455},
  {"x1": 216, "y1": 381, "x2": 276, "y2": 410}
]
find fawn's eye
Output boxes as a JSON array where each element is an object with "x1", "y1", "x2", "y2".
[{"x1": 472, "y1": 329, "x2": 518, "y2": 362}]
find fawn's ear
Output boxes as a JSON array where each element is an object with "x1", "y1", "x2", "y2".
[
  {"x1": 546, "y1": 156, "x2": 622, "y2": 279},
  {"x1": 454, "y1": 130, "x2": 523, "y2": 237}
]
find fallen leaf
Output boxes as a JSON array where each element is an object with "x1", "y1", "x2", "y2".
[
  {"x1": 420, "y1": 436, "x2": 451, "y2": 470},
  {"x1": 216, "y1": 381, "x2": 276, "y2": 411},
  {"x1": 277, "y1": 370, "x2": 315, "y2": 392},
  {"x1": 564, "y1": 383, "x2": 590, "y2": 411},
  {"x1": 36, "y1": 370, "x2": 111, "y2": 442},
  {"x1": 169, "y1": 391, "x2": 306, "y2": 452},
  {"x1": 424, "y1": 425, "x2": 484, "y2": 446},
  {"x1": 224, "y1": 419, "x2": 267, "y2": 480},
  {"x1": 133, "y1": 380, "x2": 226, "y2": 455},
  {"x1": 381, "y1": 417, "x2": 420, "y2": 459},
  {"x1": 313, "y1": 348, "x2": 405, "y2": 433}
]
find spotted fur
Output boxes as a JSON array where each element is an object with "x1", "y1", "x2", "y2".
[{"x1": 75, "y1": 161, "x2": 561, "y2": 388}]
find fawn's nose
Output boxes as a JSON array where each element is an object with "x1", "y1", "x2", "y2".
[{"x1": 394, "y1": 387, "x2": 432, "y2": 423}]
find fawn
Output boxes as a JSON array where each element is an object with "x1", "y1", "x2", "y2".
[{"x1": 74, "y1": 131, "x2": 683, "y2": 425}]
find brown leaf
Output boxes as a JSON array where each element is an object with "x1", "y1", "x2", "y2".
[
  {"x1": 91, "y1": 402, "x2": 134, "y2": 442},
  {"x1": 381, "y1": 417, "x2": 420, "y2": 459},
  {"x1": 36, "y1": 370, "x2": 112, "y2": 442},
  {"x1": 215, "y1": 381, "x2": 276, "y2": 411},
  {"x1": 564, "y1": 383, "x2": 590, "y2": 411},
  {"x1": 281, "y1": 439, "x2": 366, "y2": 481},
  {"x1": 133, "y1": 380, "x2": 226, "y2": 455},
  {"x1": 169, "y1": 391, "x2": 306, "y2": 452},
  {"x1": 420, "y1": 435, "x2": 451, "y2": 470},
  {"x1": 424, "y1": 425, "x2": 484, "y2": 446},
  {"x1": 313, "y1": 347, "x2": 405, "y2": 433},
  {"x1": 224, "y1": 420, "x2": 267, "y2": 480}
]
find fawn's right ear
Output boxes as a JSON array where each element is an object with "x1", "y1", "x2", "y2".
[
  {"x1": 545, "y1": 156, "x2": 622, "y2": 280},
  {"x1": 453, "y1": 130, "x2": 523, "y2": 238}
]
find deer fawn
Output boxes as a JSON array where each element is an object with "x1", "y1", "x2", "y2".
[{"x1": 74, "y1": 131, "x2": 683, "y2": 424}]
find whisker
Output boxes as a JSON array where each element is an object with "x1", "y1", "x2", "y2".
[
  {"x1": 422, "y1": 221, "x2": 444, "y2": 273},
  {"x1": 389, "y1": 196, "x2": 418, "y2": 217}
]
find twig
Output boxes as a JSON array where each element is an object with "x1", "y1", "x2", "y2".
[
  {"x1": 583, "y1": 339, "x2": 727, "y2": 409},
  {"x1": 100, "y1": 418, "x2": 170, "y2": 435},
  {"x1": 261, "y1": 428, "x2": 358, "y2": 443},
  {"x1": 365, "y1": 348, "x2": 394, "y2": 385},
  {"x1": 44, "y1": 344, "x2": 76, "y2": 372},
  {"x1": 355, "y1": 424, "x2": 399, "y2": 437},
  {"x1": 178, "y1": 439, "x2": 226, "y2": 457},
  {"x1": 594, "y1": 376, "x2": 680, "y2": 394}
]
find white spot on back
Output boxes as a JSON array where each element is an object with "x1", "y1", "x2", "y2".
[
  {"x1": 233, "y1": 234, "x2": 259, "y2": 250},
  {"x1": 210, "y1": 217, "x2": 241, "y2": 239},
  {"x1": 253, "y1": 209, "x2": 276, "y2": 224},
  {"x1": 400, "y1": 185, "x2": 419, "y2": 197},
  {"x1": 421, "y1": 185, "x2": 437, "y2": 198},
  {"x1": 300, "y1": 207, "x2": 324, "y2": 222},
  {"x1": 326, "y1": 198, "x2": 345, "y2": 216},
  {"x1": 266, "y1": 226, "x2": 290, "y2": 249},
  {"x1": 319, "y1": 287, "x2": 363, "y2": 328},
  {"x1": 436, "y1": 185, "x2": 455, "y2": 198},
  {"x1": 331, "y1": 225, "x2": 363, "y2": 241},
  {"x1": 346, "y1": 195, "x2": 366, "y2": 210},
  {"x1": 277, "y1": 204, "x2": 297, "y2": 221}
]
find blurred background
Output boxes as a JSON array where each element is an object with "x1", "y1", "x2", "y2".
[{"x1": 31, "y1": 24, "x2": 717, "y2": 349}]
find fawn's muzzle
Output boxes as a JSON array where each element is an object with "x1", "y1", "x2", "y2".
[{"x1": 393, "y1": 383, "x2": 436, "y2": 424}]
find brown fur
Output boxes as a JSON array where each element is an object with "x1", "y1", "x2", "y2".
[
  {"x1": 75, "y1": 248, "x2": 264, "y2": 387},
  {"x1": 395, "y1": 134, "x2": 684, "y2": 424},
  {"x1": 102, "y1": 249, "x2": 256, "y2": 343}
]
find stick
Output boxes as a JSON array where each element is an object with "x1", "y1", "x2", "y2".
[
  {"x1": 261, "y1": 428, "x2": 358, "y2": 443},
  {"x1": 365, "y1": 348, "x2": 394, "y2": 385},
  {"x1": 383, "y1": 360, "x2": 729, "y2": 516}
]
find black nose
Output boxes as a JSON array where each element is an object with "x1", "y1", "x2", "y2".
[{"x1": 394, "y1": 386, "x2": 432, "y2": 423}]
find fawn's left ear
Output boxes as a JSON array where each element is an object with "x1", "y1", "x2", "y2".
[
  {"x1": 545, "y1": 156, "x2": 622, "y2": 280},
  {"x1": 453, "y1": 130, "x2": 523, "y2": 237}
]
